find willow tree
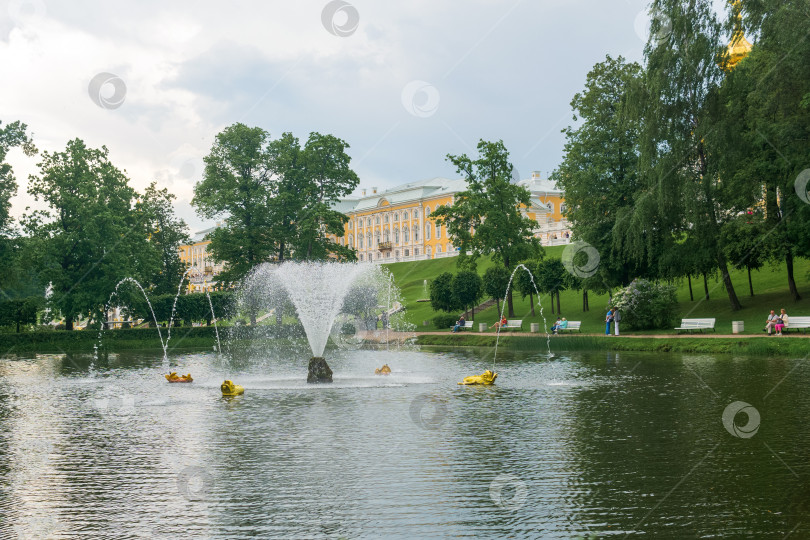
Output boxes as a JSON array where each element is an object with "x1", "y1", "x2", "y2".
[
  {"x1": 432, "y1": 140, "x2": 541, "y2": 317},
  {"x1": 630, "y1": 0, "x2": 743, "y2": 310},
  {"x1": 714, "y1": 0, "x2": 810, "y2": 301}
]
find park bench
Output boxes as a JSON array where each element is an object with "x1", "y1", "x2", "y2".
[
  {"x1": 674, "y1": 318, "x2": 716, "y2": 333},
  {"x1": 784, "y1": 316, "x2": 810, "y2": 333},
  {"x1": 557, "y1": 321, "x2": 582, "y2": 333},
  {"x1": 503, "y1": 319, "x2": 523, "y2": 331},
  {"x1": 450, "y1": 321, "x2": 474, "y2": 331}
]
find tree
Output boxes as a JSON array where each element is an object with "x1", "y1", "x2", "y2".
[
  {"x1": 628, "y1": 0, "x2": 744, "y2": 310},
  {"x1": 193, "y1": 123, "x2": 276, "y2": 285},
  {"x1": 432, "y1": 140, "x2": 542, "y2": 317},
  {"x1": 552, "y1": 56, "x2": 646, "y2": 287},
  {"x1": 136, "y1": 182, "x2": 190, "y2": 295},
  {"x1": 720, "y1": 213, "x2": 768, "y2": 297},
  {"x1": 0, "y1": 296, "x2": 43, "y2": 332},
  {"x1": 293, "y1": 132, "x2": 359, "y2": 261},
  {"x1": 0, "y1": 120, "x2": 37, "y2": 298},
  {"x1": 452, "y1": 270, "x2": 483, "y2": 319},
  {"x1": 536, "y1": 258, "x2": 568, "y2": 315},
  {"x1": 513, "y1": 260, "x2": 540, "y2": 317},
  {"x1": 714, "y1": 0, "x2": 810, "y2": 301},
  {"x1": 483, "y1": 264, "x2": 510, "y2": 316},
  {"x1": 429, "y1": 272, "x2": 459, "y2": 313},
  {"x1": 25, "y1": 139, "x2": 147, "y2": 330}
]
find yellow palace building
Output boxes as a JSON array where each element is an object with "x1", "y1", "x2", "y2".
[{"x1": 330, "y1": 171, "x2": 571, "y2": 263}]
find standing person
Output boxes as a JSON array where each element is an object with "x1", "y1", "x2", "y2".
[
  {"x1": 614, "y1": 308, "x2": 621, "y2": 336},
  {"x1": 775, "y1": 309, "x2": 789, "y2": 336},
  {"x1": 764, "y1": 310, "x2": 779, "y2": 335},
  {"x1": 605, "y1": 308, "x2": 614, "y2": 336}
]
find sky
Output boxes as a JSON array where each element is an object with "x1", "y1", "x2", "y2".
[{"x1": 0, "y1": 0, "x2": 722, "y2": 232}]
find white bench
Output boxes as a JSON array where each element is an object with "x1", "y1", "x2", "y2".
[
  {"x1": 557, "y1": 321, "x2": 582, "y2": 333},
  {"x1": 451, "y1": 321, "x2": 474, "y2": 331},
  {"x1": 675, "y1": 318, "x2": 716, "y2": 333},
  {"x1": 503, "y1": 319, "x2": 523, "y2": 330},
  {"x1": 784, "y1": 316, "x2": 810, "y2": 333}
]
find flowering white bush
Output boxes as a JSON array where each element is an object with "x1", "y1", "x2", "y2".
[{"x1": 611, "y1": 279, "x2": 678, "y2": 330}]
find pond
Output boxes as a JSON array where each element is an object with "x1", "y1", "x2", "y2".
[{"x1": 1, "y1": 347, "x2": 808, "y2": 538}]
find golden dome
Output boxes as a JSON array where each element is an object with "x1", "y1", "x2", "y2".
[{"x1": 725, "y1": 1, "x2": 752, "y2": 70}]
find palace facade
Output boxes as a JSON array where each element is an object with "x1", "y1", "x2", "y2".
[
  {"x1": 330, "y1": 171, "x2": 571, "y2": 263},
  {"x1": 178, "y1": 224, "x2": 226, "y2": 292}
]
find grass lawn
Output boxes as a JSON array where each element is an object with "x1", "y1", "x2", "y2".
[{"x1": 384, "y1": 248, "x2": 810, "y2": 335}]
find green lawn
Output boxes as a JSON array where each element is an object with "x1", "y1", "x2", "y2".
[{"x1": 384, "y1": 249, "x2": 810, "y2": 335}]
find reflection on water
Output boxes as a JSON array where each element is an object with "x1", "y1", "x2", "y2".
[{"x1": 1, "y1": 348, "x2": 809, "y2": 538}]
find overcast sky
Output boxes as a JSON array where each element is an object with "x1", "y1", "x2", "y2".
[{"x1": 1, "y1": 0, "x2": 724, "y2": 232}]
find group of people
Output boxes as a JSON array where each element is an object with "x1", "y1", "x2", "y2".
[
  {"x1": 764, "y1": 309, "x2": 790, "y2": 336},
  {"x1": 605, "y1": 308, "x2": 621, "y2": 336},
  {"x1": 550, "y1": 317, "x2": 568, "y2": 334}
]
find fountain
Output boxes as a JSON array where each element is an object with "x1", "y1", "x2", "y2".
[{"x1": 239, "y1": 261, "x2": 403, "y2": 383}]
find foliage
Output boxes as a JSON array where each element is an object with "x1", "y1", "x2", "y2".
[
  {"x1": 341, "y1": 283, "x2": 382, "y2": 330},
  {"x1": 451, "y1": 270, "x2": 483, "y2": 314},
  {"x1": 551, "y1": 55, "x2": 643, "y2": 287},
  {"x1": 429, "y1": 272, "x2": 460, "y2": 313},
  {"x1": 193, "y1": 123, "x2": 277, "y2": 284},
  {"x1": 432, "y1": 313, "x2": 459, "y2": 329},
  {"x1": 126, "y1": 291, "x2": 235, "y2": 326},
  {"x1": 24, "y1": 139, "x2": 149, "y2": 330},
  {"x1": 0, "y1": 296, "x2": 43, "y2": 332},
  {"x1": 610, "y1": 279, "x2": 678, "y2": 330},
  {"x1": 136, "y1": 182, "x2": 190, "y2": 295},
  {"x1": 482, "y1": 264, "x2": 510, "y2": 308},
  {"x1": 432, "y1": 139, "x2": 542, "y2": 316}
]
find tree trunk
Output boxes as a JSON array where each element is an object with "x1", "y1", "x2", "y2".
[
  {"x1": 16, "y1": 319, "x2": 21, "y2": 333},
  {"x1": 583, "y1": 289, "x2": 589, "y2": 312},
  {"x1": 687, "y1": 275, "x2": 694, "y2": 301},
  {"x1": 66, "y1": 315, "x2": 74, "y2": 331},
  {"x1": 556, "y1": 290, "x2": 561, "y2": 315},
  {"x1": 747, "y1": 267, "x2": 754, "y2": 297},
  {"x1": 550, "y1": 293, "x2": 555, "y2": 315},
  {"x1": 529, "y1": 292, "x2": 535, "y2": 317},
  {"x1": 250, "y1": 312, "x2": 257, "y2": 325},
  {"x1": 507, "y1": 289, "x2": 515, "y2": 318},
  {"x1": 717, "y1": 254, "x2": 742, "y2": 311},
  {"x1": 786, "y1": 251, "x2": 802, "y2": 301},
  {"x1": 702, "y1": 273, "x2": 710, "y2": 301},
  {"x1": 496, "y1": 298, "x2": 501, "y2": 317}
]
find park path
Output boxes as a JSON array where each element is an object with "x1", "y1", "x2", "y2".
[{"x1": 402, "y1": 331, "x2": 810, "y2": 339}]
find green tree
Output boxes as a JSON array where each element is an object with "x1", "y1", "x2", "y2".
[
  {"x1": 483, "y1": 264, "x2": 510, "y2": 316},
  {"x1": 136, "y1": 182, "x2": 190, "y2": 295},
  {"x1": 629, "y1": 0, "x2": 744, "y2": 310},
  {"x1": 293, "y1": 132, "x2": 359, "y2": 261},
  {"x1": 720, "y1": 213, "x2": 768, "y2": 297},
  {"x1": 0, "y1": 120, "x2": 37, "y2": 298},
  {"x1": 25, "y1": 139, "x2": 147, "y2": 330},
  {"x1": 0, "y1": 296, "x2": 43, "y2": 332},
  {"x1": 432, "y1": 140, "x2": 542, "y2": 317},
  {"x1": 452, "y1": 270, "x2": 483, "y2": 319},
  {"x1": 514, "y1": 260, "x2": 540, "y2": 317},
  {"x1": 552, "y1": 56, "x2": 645, "y2": 287},
  {"x1": 536, "y1": 258, "x2": 568, "y2": 315},
  {"x1": 714, "y1": 0, "x2": 810, "y2": 301},
  {"x1": 193, "y1": 123, "x2": 276, "y2": 284},
  {"x1": 429, "y1": 272, "x2": 459, "y2": 313}
]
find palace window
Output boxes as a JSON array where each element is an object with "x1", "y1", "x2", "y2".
[
  {"x1": 425, "y1": 224, "x2": 431, "y2": 241},
  {"x1": 414, "y1": 226, "x2": 419, "y2": 243},
  {"x1": 436, "y1": 244, "x2": 442, "y2": 254},
  {"x1": 359, "y1": 254, "x2": 364, "y2": 261},
  {"x1": 404, "y1": 227, "x2": 409, "y2": 242},
  {"x1": 375, "y1": 216, "x2": 380, "y2": 225},
  {"x1": 547, "y1": 202, "x2": 554, "y2": 212},
  {"x1": 405, "y1": 249, "x2": 409, "y2": 257},
  {"x1": 384, "y1": 215, "x2": 389, "y2": 224},
  {"x1": 560, "y1": 203, "x2": 567, "y2": 214},
  {"x1": 394, "y1": 213, "x2": 399, "y2": 222},
  {"x1": 366, "y1": 218, "x2": 371, "y2": 227},
  {"x1": 394, "y1": 229, "x2": 399, "y2": 243},
  {"x1": 384, "y1": 230, "x2": 389, "y2": 242},
  {"x1": 403, "y1": 210, "x2": 409, "y2": 220},
  {"x1": 425, "y1": 207, "x2": 431, "y2": 218},
  {"x1": 414, "y1": 248, "x2": 419, "y2": 256},
  {"x1": 436, "y1": 224, "x2": 441, "y2": 239}
]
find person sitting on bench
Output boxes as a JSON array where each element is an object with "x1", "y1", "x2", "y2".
[
  {"x1": 764, "y1": 310, "x2": 779, "y2": 335},
  {"x1": 452, "y1": 315, "x2": 466, "y2": 333}
]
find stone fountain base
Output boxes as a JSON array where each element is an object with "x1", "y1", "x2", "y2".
[{"x1": 307, "y1": 357, "x2": 333, "y2": 384}]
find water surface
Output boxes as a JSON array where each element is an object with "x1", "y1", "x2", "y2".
[{"x1": 1, "y1": 347, "x2": 808, "y2": 538}]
